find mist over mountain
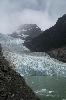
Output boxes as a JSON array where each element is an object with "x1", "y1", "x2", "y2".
[
  {"x1": 0, "y1": 0, "x2": 66, "y2": 34},
  {"x1": 10, "y1": 24, "x2": 42, "y2": 42}
]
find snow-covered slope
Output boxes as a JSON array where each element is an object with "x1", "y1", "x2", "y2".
[
  {"x1": 0, "y1": 33, "x2": 66, "y2": 77},
  {"x1": 10, "y1": 24, "x2": 42, "y2": 41}
]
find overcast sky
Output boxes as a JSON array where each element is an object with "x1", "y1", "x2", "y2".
[{"x1": 0, "y1": 0, "x2": 66, "y2": 34}]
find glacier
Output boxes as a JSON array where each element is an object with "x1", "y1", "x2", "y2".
[{"x1": 0, "y1": 33, "x2": 66, "y2": 77}]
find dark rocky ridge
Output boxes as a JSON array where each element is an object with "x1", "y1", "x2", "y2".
[
  {"x1": 24, "y1": 14, "x2": 66, "y2": 62},
  {"x1": 10, "y1": 24, "x2": 42, "y2": 42},
  {"x1": 47, "y1": 46, "x2": 66, "y2": 63},
  {"x1": 0, "y1": 44, "x2": 40, "y2": 100}
]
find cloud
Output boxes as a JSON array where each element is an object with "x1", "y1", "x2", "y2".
[{"x1": 0, "y1": 0, "x2": 66, "y2": 34}]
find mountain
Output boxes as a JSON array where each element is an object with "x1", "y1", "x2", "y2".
[
  {"x1": 10, "y1": 24, "x2": 42, "y2": 42},
  {"x1": 24, "y1": 14, "x2": 66, "y2": 62},
  {"x1": 0, "y1": 44, "x2": 39, "y2": 100}
]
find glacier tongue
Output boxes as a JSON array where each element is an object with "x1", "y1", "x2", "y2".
[
  {"x1": 3, "y1": 51, "x2": 66, "y2": 77},
  {"x1": 0, "y1": 33, "x2": 66, "y2": 77}
]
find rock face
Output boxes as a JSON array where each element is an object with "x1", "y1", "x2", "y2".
[
  {"x1": 47, "y1": 46, "x2": 66, "y2": 63},
  {"x1": 24, "y1": 14, "x2": 66, "y2": 62},
  {"x1": 0, "y1": 44, "x2": 40, "y2": 100},
  {"x1": 10, "y1": 24, "x2": 42, "y2": 42}
]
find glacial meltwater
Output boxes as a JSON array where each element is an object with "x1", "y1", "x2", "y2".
[
  {"x1": 25, "y1": 76, "x2": 66, "y2": 100},
  {"x1": 0, "y1": 33, "x2": 66, "y2": 100}
]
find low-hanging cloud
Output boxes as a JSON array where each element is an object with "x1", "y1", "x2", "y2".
[{"x1": 0, "y1": 0, "x2": 66, "y2": 34}]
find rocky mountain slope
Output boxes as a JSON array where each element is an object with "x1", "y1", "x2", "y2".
[
  {"x1": 0, "y1": 44, "x2": 39, "y2": 100},
  {"x1": 47, "y1": 46, "x2": 66, "y2": 63},
  {"x1": 10, "y1": 24, "x2": 42, "y2": 42},
  {"x1": 24, "y1": 14, "x2": 66, "y2": 62}
]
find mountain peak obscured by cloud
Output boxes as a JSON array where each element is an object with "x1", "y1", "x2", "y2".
[{"x1": 0, "y1": 0, "x2": 66, "y2": 34}]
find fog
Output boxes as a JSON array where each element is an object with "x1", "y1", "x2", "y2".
[{"x1": 0, "y1": 0, "x2": 66, "y2": 34}]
